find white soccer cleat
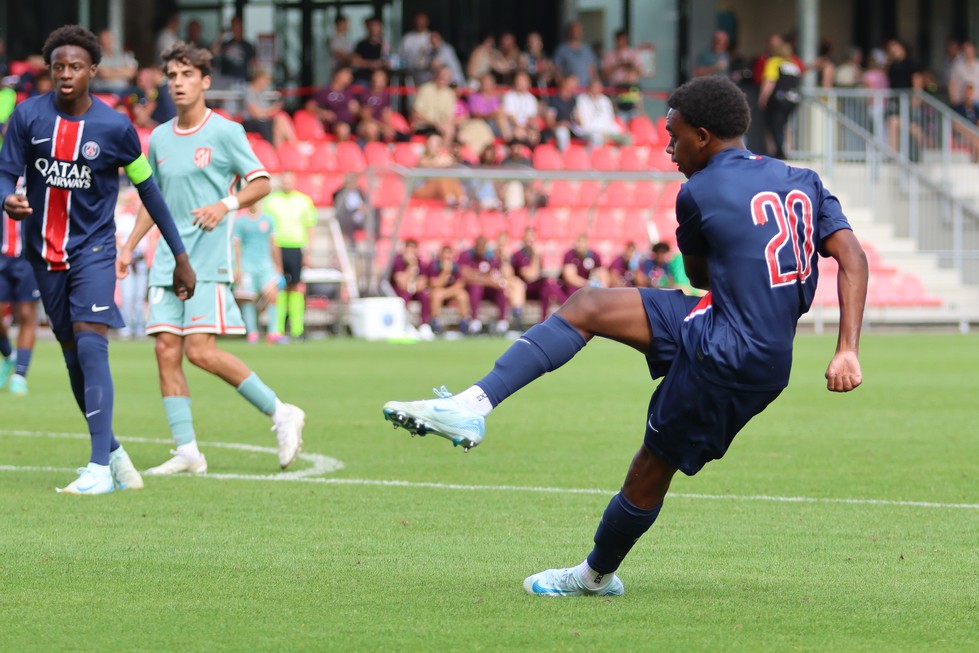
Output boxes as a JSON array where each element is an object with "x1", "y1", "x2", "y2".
[
  {"x1": 144, "y1": 450, "x2": 208, "y2": 475},
  {"x1": 56, "y1": 462, "x2": 115, "y2": 495},
  {"x1": 523, "y1": 567, "x2": 625, "y2": 597},
  {"x1": 273, "y1": 404, "x2": 305, "y2": 469},
  {"x1": 109, "y1": 446, "x2": 144, "y2": 490},
  {"x1": 382, "y1": 386, "x2": 485, "y2": 452}
]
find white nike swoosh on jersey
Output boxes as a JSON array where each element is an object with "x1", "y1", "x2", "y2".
[
  {"x1": 91, "y1": 304, "x2": 110, "y2": 312},
  {"x1": 31, "y1": 137, "x2": 51, "y2": 144}
]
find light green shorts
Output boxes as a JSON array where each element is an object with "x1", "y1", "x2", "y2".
[
  {"x1": 147, "y1": 282, "x2": 246, "y2": 337},
  {"x1": 233, "y1": 266, "x2": 279, "y2": 301}
]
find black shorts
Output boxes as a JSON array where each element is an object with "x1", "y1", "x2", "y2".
[
  {"x1": 280, "y1": 247, "x2": 303, "y2": 286},
  {"x1": 638, "y1": 288, "x2": 783, "y2": 476}
]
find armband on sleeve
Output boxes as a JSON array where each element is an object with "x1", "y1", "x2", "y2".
[{"x1": 124, "y1": 154, "x2": 154, "y2": 186}]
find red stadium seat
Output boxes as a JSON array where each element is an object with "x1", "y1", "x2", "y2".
[
  {"x1": 212, "y1": 107, "x2": 241, "y2": 122},
  {"x1": 576, "y1": 181, "x2": 602, "y2": 206},
  {"x1": 618, "y1": 146, "x2": 648, "y2": 171},
  {"x1": 597, "y1": 181, "x2": 635, "y2": 208},
  {"x1": 629, "y1": 116, "x2": 659, "y2": 147},
  {"x1": 309, "y1": 142, "x2": 338, "y2": 172},
  {"x1": 277, "y1": 141, "x2": 313, "y2": 172},
  {"x1": 506, "y1": 209, "x2": 530, "y2": 239},
  {"x1": 536, "y1": 208, "x2": 567, "y2": 241},
  {"x1": 532, "y1": 143, "x2": 563, "y2": 170},
  {"x1": 566, "y1": 209, "x2": 590, "y2": 235},
  {"x1": 392, "y1": 142, "x2": 420, "y2": 167},
  {"x1": 562, "y1": 144, "x2": 591, "y2": 170},
  {"x1": 249, "y1": 138, "x2": 280, "y2": 173},
  {"x1": 590, "y1": 209, "x2": 624, "y2": 241},
  {"x1": 372, "y1": 176, "x2": 406, "y2": 208},
  {"x1": 647, "y1": 148, "x2": 676, "y2": 171},
  {"x1": 292, "y1": 109, "x2": 326, "y2": 141},
  {"x1": 293, "y1": 173, "x2": 327, "y2": 206},
  {"x1": 548, "y1": 180, "x2": 578, "y2": 207},
  {"x1": 477, "y1": 211, "x2": 507, "y2": 239},
  {"x1": 336, "y1": 141, "x2": 366, "y2": 172},
  {"x1": 422, "y1": 208, "x2": 456, "y2": 241},
  {"x1": 365, "y1": 141, "x2": 393, "y2": 168},
  {"x1": 590, "y1": 146, "x2": 620, "y2": 171},
  {"x1": 387, "y1": 111, "x2": 412, "y2": 135}
]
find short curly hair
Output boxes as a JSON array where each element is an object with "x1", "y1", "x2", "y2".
[
  {"x1": 42, "y1": 25, "x2": 102, "y2": 66},
  {"x1": 667, "y1": 76, "x2": 750, "y2": 140},
  {"x1": 161, "y1": 41, "x2": 213, "y2": 77}
]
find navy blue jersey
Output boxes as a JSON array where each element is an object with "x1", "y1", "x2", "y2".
[
  {"x1": 0, "y1": 94, "x2": 143, "y2": 271},
  {"x1": 675, "y1": 149, "x2": 851, "y2": 390}
]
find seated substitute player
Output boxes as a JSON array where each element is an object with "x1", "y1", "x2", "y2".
[
  {"x1": 382, "y1": 75, "x2": 868, "y2": 597},
  {"x1": 427, "y1": 244, "x2": 471, "y2": 336},
  {"x1": 118, "y1": 41, "x2": 305, "y2": 474},
  {"x1": 233, "y1": 201, "x2": 285, "y2": 343},
  {"x1": 511, "y1": 227, "x2": 566, "y2": 322},
  {"x1": 390, "y1": 238, "x2": 433, "y2": 337},
  {"x1": 459, "y1": 235, "x2": 510, "y2": 335},
  {"x1": 559, "y1": 233, "x2": 609, "y2": 294},
  {"x1": 0, "y1": 25, "x2": 196, "y2": 495},
  {"x1": 0, "y1": 208, "x2": 40, "y2": 395}
]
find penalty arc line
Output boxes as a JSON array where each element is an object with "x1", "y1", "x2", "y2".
[{"x1": 2, "y1": 430, "x2": 978, "y2": 510}]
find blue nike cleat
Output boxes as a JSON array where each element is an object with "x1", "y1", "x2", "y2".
[
  {"x1": 8, "y1": 373, "x2": 28, "y2": 396},
  {"x1": 0, "y1": 356, "x2": 14, "y2": 390},
  {"x1": 523, "y1": 567, "x2": 625, "y2": 597},
  {"x1": 383, "y1": 386, "x2": 485, "y2": 452},
  {"x1": 56, "y1": 462, "x2": 116, "y2": 495}
]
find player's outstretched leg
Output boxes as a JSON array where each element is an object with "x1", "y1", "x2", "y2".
[{"x1": 381, "y1": 311, "x2": 587, "y2": 451}]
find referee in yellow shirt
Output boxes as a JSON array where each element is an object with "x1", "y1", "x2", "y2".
[{"x1": 264, "y1": 171, "x2": 318, "y2": 340}]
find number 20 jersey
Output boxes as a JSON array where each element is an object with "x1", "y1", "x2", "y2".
[{"x1": 675, "y1": 149, "x2": 852, "y2": 391}]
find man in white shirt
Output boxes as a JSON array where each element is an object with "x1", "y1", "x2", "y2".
[
  {"x1": 401, "y1": 12, "x2": 433, "y2": 85},
  {"x1": 502, "y1": 72, "x2": 541, "y2": 144},
  {"x1": 949, "y1": 40, "x2": 979, "y2": 105},
  {"x1": 575, "y1": 78, "x2": 628, "y2": 146}
]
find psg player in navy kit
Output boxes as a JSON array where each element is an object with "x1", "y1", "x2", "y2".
[
  {"x1": 383, "y1": 75, "x2": 869, "y2": 596},
  {"x1": 0, "y1": 26, "x2": 195, "y2": 495}
]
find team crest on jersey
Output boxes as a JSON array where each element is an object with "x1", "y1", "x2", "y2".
[
  {"x1": 81, "y1": 141, "x2": 100, "y2": 160},
  {"x1": 195, "y1": 147, "x2": 212, "y2": 168}
]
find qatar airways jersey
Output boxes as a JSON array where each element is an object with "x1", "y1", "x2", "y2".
[
  {"x1": 675, "y1": 149, "x2": 851, "y2": 390},
  {"x1": 0, "y1": 94, "x2": 143, "y2": 270}
]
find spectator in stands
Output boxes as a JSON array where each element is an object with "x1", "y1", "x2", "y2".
[
  {"x1": 184, "y1": 19, "x2": 209, "y2": 50},
  {"x1": 129, "y1": 66, "x2": 176, "y2": 128},
  {"x1": 469, "y1": 145, "x2": 503, "y2": 210},
  {"x1": 638, "y1": 241, "x2": 689, "y2": 290},
  {"x1": 940, "y1": 37, "x2": 961, "y2": 99},
  {"x1": 467, "y1": 33, "x2": 501, "y2": 86},
  {"x1": 694, "y1": 30, "x2": 730, "y2": 78},
  {"x1": 502, "y1": 71, "x2": 542, "y2": 146},
  {"x1": 521, "y1": 32, "x2": 554, "y2": 89},
  {"x1": 495, "y1": 32, "x2": 522, "y2": 85},
  {"x1": 391, "y1": 238, "x2": 433, "y2": 337},
  {"x1": 500, "y1": 140, "x2": 543, "y2": 210},
  {"x1": 554, "y1": 20, "x2": 598, "y2": 86},
  {"x1": 951, "y1": 82, "x2": 979, "y2": 159},
  {"x1": 243, "y1": 69, "x2": 296, "y2": 148},
  {"x1": 494, "y1": 231, "x2": 527, "y2": 330},
  {"x1": 862, "y1": 48, "x2": 889, "y2": 89},
  {"x1": 430, "y1": 30, "x2": 465, "y2": 87},
  {"x1": 310, "y1": 66, "x2": 359, "y2": 141},
  {"x1": 401, "y1": 11, "x2": 433, "y2": 86},
  {"x1": 412, "y1": 65, "x2": 457, "y2": 142},
  {"x1": 93, "y1": 28, "x2": 137, "y2": 94},
  {"x1": 948, "y1": 40, "x2": 979, "y2": 106},
  {"x1": 459, "y1": 235, "x2": 511, "y2": 335},
  {"x1": 156, "y1": 13, "x2": 180, "y2": 64},
  {"x1": 544, "y1": 74, "x2": 579, "y2": 151},
  {"x1": 334, "y1": 175, "x2": 374, "y2": 245},
  {"x1": 834, "y1": 46, "x2": 863, "y2": 87},
  {"x1": 357, "y1": 69, "x2": 399, "y2": 142},
  {"x1": 602, "y1": 29, "x2": 645, "y2": 85},
  {"x1": 352, "y1": 15, "x2": 389, "y2": 86},
  {"x1": 428, "y1": 244, "x2": 472, "y2": 335},
  {"x1": 609, "y1": 241, "x2": 641, "y2": 288},
  {"x1": 328, "y1": 14, "x2": 354, "y2": 74},
  {"x1": 468, "y1": 74, "x2": 513, "y2": 142},
  {"x1": 29, "y1": 70, "x2": 53, "y2": 97},
  {"x1": 809, "y1": 39, "x2": 837, "y2": 88},
  {"x1": 575, "y1": 78, "x2": 629, "y2": 147},
  {"x1": 216, "y1": 15, "x2": 257, "y2": 85},
  {"x1": 560, "y1": 233, "x2": 607, "y2": 294},
  {"x1": 411, "y1": 133, "x2": 467, "y2": 205},
  {"x1": 511, "y1": 227, "x2": 566, "y2": 321},
  {"x1": 758, "y1": 42, "x2": 802, "y2": 159},
  {"x1": 884, "y1": 38, "x2": 922, "y2": 154}
]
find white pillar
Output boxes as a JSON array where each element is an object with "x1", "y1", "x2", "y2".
[{"x1": 797, "y1": 0, "x2": 818, "y2": 88}]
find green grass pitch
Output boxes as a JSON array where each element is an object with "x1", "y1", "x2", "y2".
[{"x1": 1, "y1": 333, "x2": 976, "y2": 652}]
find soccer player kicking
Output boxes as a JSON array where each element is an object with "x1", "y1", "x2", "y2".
[
  {"x1": 383, "y1": 76, "x2": 869, "y2": 596},
  {"x1": 118, "y1": 42, "x2": 305, "y2": 475},
  {"x1": 1, "y1": 209, "x2": 40, "y2": 396},
  {"x1": 0, "y1": 25, "x2": 196, "y2": 495}
]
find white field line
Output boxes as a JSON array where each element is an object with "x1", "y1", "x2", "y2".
[{"x1": 2, "y1": 430, "x2": 977, "y2": 510}]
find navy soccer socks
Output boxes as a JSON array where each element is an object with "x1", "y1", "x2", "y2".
[
  {"x1": 75, "y1": 332, "x2": 119, "y2": 465},
  {"x1": 586, "y1": 492, "x2": 663, "y2": 575},
  {"x1": 475, "y1": 314, "x2": 587, "y2": 407}
]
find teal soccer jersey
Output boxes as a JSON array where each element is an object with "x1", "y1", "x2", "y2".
[
  {"x1": 147, "y1": 110, "x2": 269, "y2": 286},
  {"x1": 234, "y1": 212, "x2": 276, "y2": 275}
]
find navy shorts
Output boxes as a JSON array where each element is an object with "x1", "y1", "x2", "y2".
[
  {"x1": 33, "y1": 253, "x2": 125, "y2": 342},
  {"x1": 639, "y1": 288, "x2": 783, "y2": 476},
  {"x1": 0, "y1": 255, "x2": 40, "y2": 304},
  {"x1": 280, "y1": 247, "x2": 303, "y2": 286}
]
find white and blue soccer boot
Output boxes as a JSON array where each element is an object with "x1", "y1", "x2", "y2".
[
  {"x1": 383, "y1": 386, "x2": 485, "y2": 452},
  {"x1": 523, "y1": 567, "x2": 625, "y2": 597},
  {"x1": 8, "y1": 373, "x2": 28, "y2": 396},
  {"x1": 109, "y1": 446, "x2": 144, "y2": 490},
  {"x1": 0, "y1": 356, "x2": 14, "y2": 389},
  {"x1": 56, "y1": 462, "x2": 116, "y2": 495}
]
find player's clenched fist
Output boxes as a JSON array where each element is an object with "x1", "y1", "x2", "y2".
[
  {"x1": 825, "y1": 350, "x2": 863, "y2": 392},
  {"x1": 2, "y1": 194, "x2": 33, "y2": 220}
]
